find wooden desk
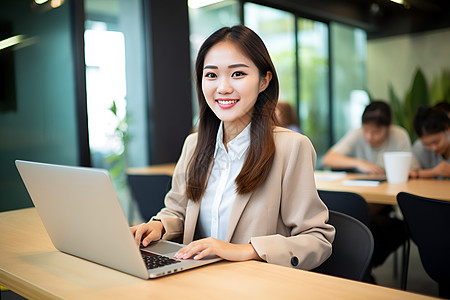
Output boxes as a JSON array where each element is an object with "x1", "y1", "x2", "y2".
[
  {"x1": 0, "y1": 208, "x2": 438, "y2": 300},
  {"x1": 315, "y1": 172, "x2": 450, "y2": 205}
]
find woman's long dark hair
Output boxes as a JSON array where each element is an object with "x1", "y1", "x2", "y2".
[{"x1": 186, "y1": 25, "x2": 279, "y2": 202}]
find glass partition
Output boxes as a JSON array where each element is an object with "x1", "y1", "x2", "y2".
[
  {"x1": 188, "y1": 0, "x2": 240, "y2": 124},
  {"x1": 331, "y1": 22, "x2": 369, "y2": 142},
  {"x1": 0, "y1": 1, "x2": 79, "y2": 211},
  {"x1": 84, "y1": 0, "x2": 147, "y2": 221},
  {"x1": 297, "y1": 18, "x2": 330, "y2": 157},
  {"x1": 244, "y1": 3, "x2": 296, "y2": 108}
]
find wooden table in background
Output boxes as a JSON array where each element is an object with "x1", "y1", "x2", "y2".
[
  {"x1": 128, "y1": 164, "x2": 449, "y2": 205},
  {"x1": 0, "y1": 208, "x2": 439, "y2": 300},
  {"x1": 127, "y1": 163, "x2": 176, "y2": 176},
  {"x1": 315, "y1": 172, "x2": 449, "y2": 205}
]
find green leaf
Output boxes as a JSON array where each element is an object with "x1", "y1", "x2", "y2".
[
  {"x1": 388, "y1": 84, "x2": 405, "y2": 127},
  {"x1": 429, "y1": 74, "x2": 442, "y2": 104},
  {"x1": 110, "y1": 159, "x2": 125, "y2": 179},
  {"x1": 441, "y1": 70, "x2": 450, "y2": 102},
  {"x1": 429, "y1": 70, "x2": 450, "y2": 105},
  {"x1": 109, "y1": 100, "x2": 117, "y2": 116},
  {"x1": 105, "y1": 153, "x2": 121, "y2": 164},
  {"x1": 402, "y1": 68, "x2": 428, "y2": 140},
  {"x1": 408, "y1": 68, "x2": 429, "y2": 112}
]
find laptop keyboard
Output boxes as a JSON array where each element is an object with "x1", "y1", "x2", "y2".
[{"x1": 141, "y1": 251, "x2": 181, "y2": 270}]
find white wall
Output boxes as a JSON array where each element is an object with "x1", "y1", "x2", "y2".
[{"x1": 367, "y1": 28, "x2": 450, "y2": 101}]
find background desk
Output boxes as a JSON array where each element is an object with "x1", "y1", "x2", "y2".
[
  {"x1": 128, "y1": 164, "x2": 449, "y2": 205},
  {"x1": 315, "y1": 173, "x2": 450, "y2": 205},
  {"x1": 0, "y1": 208, "x2": 438, "y2": 300},
  {"x1": 127, "y1": 163, "x2": 176, "y2": 176}
]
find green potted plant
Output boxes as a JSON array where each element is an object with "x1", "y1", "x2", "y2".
[{"x1": 388, "y1": 68, "x2": 450, "y2": 141}]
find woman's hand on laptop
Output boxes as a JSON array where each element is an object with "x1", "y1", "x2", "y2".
[
  {"x1": 174, "y1": 237, "x2": 261, "y2": 262},
  {"x1": 131, "y1": 221, "x2": 164, "y2": 247}
]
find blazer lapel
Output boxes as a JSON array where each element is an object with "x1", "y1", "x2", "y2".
[
  {"x1": 183, "y1": 199, "x2": 200, "y2": 244},
  {"x1": 183, "y1": 160, "x2": 214, "y2": 244},
  {"x1": 224, "y1": 191, "x2": 253, "y2": 242}
]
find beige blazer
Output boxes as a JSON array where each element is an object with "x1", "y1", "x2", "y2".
[{"x1": 154, "y1": 127, "x2": 335, "y2": 270}]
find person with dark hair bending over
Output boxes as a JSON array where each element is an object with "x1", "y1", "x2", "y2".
[
  {"x1": 132, "y1": 25, "x2": 334, "y2": 270},
  {"x1": 322, "y1": 100, "x2": 419, "y2": 174},
  {"x1": 433, "y1": 101, "x2": 450, "y2": 118},
  {"x1": 411, "y1": 105, "x2": 450, "y2": 179}
]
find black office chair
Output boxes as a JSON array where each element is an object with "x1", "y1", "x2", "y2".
[
  {"x1": 312, "y1": 210, "x2": 374, "y2": 281},
  {"x1": 127, "y1": 174, "x2": 172, "y2": 221},
  {"x1": 318, "y1": 190, "x2": 371, "y2": 280},
  {"x1": 318, "y1": 190, "x2": 370, "y2": 228},
  {"x1": 319, "y1": 189, "x2": 407, "y2": 279},
  {"x1": 397, "y1": 192, "x2": 450, "y2": 298}
]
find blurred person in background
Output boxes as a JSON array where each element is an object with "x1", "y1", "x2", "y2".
[
  {"x1": 411, "y1": 105, "x2": 450, "y2": 179},
  {"x1": 275, "y1": 102, "x2": 300, "y2": 133},
  {"x1": 322, "y1": 100, "x2": 419, "y2": 174}
]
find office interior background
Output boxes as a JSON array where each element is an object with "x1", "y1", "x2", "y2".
[
  {"x1": 1, "y1": 1, "x2": 450, "y2": 298},
  {"x1": 1, "y1": 0, "x2": 449, "y2": 215}
]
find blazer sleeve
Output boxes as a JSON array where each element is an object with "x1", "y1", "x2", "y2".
[
  {"x1": 152, "y1": 133, "x2": 197, "y2": 242},
  {"x1": 250, "y1": 132, "x2": 335, "y2": 270}
]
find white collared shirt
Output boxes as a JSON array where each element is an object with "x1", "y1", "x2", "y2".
[{"x1": 196, "y1": 122, "x2": 251, "y2": 241}]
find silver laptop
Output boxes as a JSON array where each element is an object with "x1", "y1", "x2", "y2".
[{"x1": 15, "y1": 160, "x2": 221, "y2": 279}]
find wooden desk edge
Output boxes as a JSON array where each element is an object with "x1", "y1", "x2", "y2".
[{"x1": 0, "y1": 268, "x2": 60, "y2": 300}]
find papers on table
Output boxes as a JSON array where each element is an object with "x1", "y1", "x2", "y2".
[
  {"x1": 315, "y1": 170, "x2": 387, "y2": 186},
  {"x1": 314, "y1": 171, "x2": 347, "y2": 182},
  {"x1": 341, "y1": 179, "x2": 386, "y2": 187}
]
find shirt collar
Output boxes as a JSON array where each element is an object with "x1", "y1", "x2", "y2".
[{"x1": 214, "y1": 121, "x2": 251, "y2": 161}]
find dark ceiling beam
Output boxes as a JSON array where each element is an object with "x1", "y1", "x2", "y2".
[
  {"x1": 248, "y1": 0, "x2": 377, "y2": 31},
  {"x1": 368, "y1": 0, "x2": 450, "y2": 39},
  {"x1": 247, "y1": 0, "x2": 450, "y2": 39}
]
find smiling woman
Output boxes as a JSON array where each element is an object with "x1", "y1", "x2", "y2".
[
  {"x1": 191, "y1": 26, "x2": 279, "y2": 198},
  {"x1": 201, "y1": 41, "x2": 272, "y2": 143},
  {"x1": 131, "y1": 25, "x2": 335, "y2": 271}
]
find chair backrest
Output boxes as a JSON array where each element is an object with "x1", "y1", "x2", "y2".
[
  {"x1": 397, "y1": 192, "x2": 450, "y2": 285},
  {"x1": 312, "y1": 210, "x2": 374, "y2": 281},
  {"x1": 318, "y1": 190, "x2": 370, "y2": 228},
  {"x1": 127, "y1": 174, "x2": 172, "y2": 221}
]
